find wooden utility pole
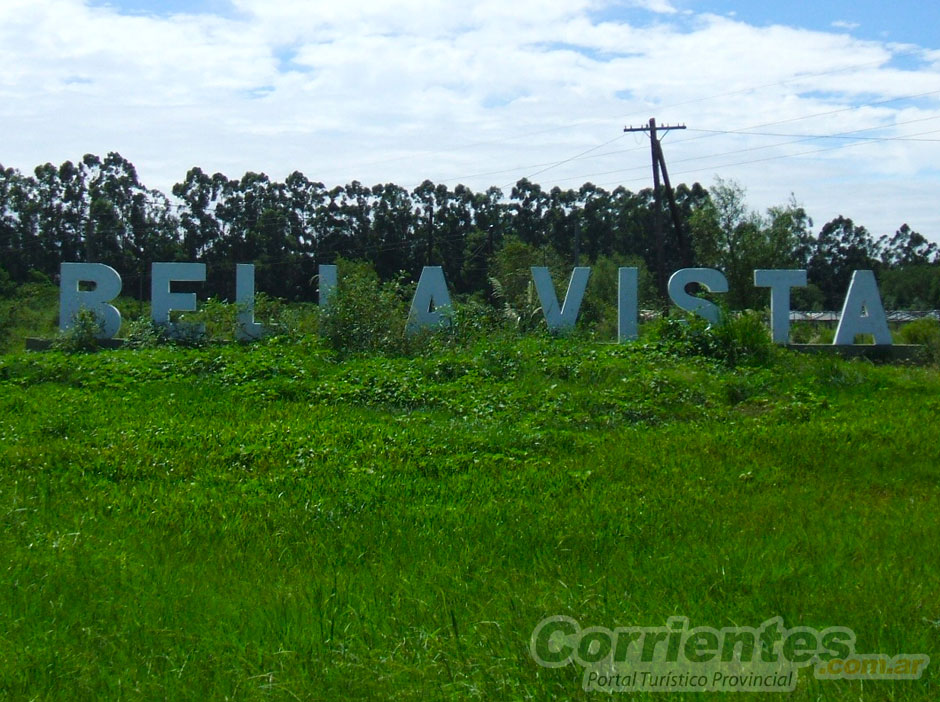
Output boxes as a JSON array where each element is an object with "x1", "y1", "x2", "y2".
[
  {"x1": 624, "y1": 118, "x2": 692, "y2": 299},
  {"x1": 426, "y1": 208, "x2": 433, "y2": 267},
  {"x1": 573, "y1": 214, "x2": 581, "y2": 267}
]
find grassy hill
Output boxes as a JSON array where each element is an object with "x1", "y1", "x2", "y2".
[{"x1": 0, "y1": 292, "x2": 938, "y2": 699}]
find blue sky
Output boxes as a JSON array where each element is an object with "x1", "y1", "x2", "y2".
[
  {"x1": 88, "y1": 0, "x2": 236, "y2": 17},
  {"x1": 682, "y1": 1, "x2": 940, "y2": 47},
  {"x1": 3, "y1": 0, "x2": 940, "y2": 241},
  {"x1": 89, "y1": 0, "x2": 940, "y2": 47}
]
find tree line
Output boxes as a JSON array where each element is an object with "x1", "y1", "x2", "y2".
[{"x1": 1, "y1": 152, "x2": 938, "y2": 310}]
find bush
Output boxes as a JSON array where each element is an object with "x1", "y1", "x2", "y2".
[
  {"x1": 123, "y1": 317, "x2": 168, "y2": 349},
  {"x1": 897, "y1": 317, "x2": 940, "y2": 363},
  {"x1": 0, "y1": 265, "x2": 15, "y2": 298},
  {"x1": 648, "y1": 309, "x2": 775, "y2": 366},
  {"x1": 0, "y1": 281, "x2": 59, "y2": 353},
  {"x1": 51, "y1": 307, "x2": 104, "y2": 353},
  {"x1": 897, "y1": 317, "x2": 940, "y2": 345},
  {"x1": 318, "y1": 260, "x2": 414, "y2": 356},
  {"x1": 578, "y1": 254, "x2": 656, "y2": 339},
  {"x1": 790, "y1": 322, "x2": 814, "y2": 344},
  {"x1": 422, "y1": 297, "x2": 516, "y2": 352},
  {"x1": 713, "y1": 310, "x2": 776, "y2": 365},
  {"x1": 253, "y1": 293, "x2": 319, "y2": 341}
]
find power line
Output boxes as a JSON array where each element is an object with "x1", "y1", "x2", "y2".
[
  {"x1": 594, "y1": 125, "x2": 940, "y2": 190},
  {"x1": 687, "y1": 127, "x2": 940, "y2": 142},
  {"x1": 428, "y1": 87, "x2": 940, "y2": 190},
  {"x1": 313, "y1": 55, "x2": 913, "y2": 182},
  {"x1": 497, "y1": 133, "x2": 628, "y2": 189},
  {"x1": 546, "y1": 114, "x2": 940, "y2": 187}
]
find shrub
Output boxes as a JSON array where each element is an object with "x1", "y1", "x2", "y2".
[
  {"x1": 790, "y1": 322, "x2": 814, "y2": 344},
  {"x1": 123, "y1": 317, "x2": 168, "y2": 349},
  {"x1": 51, "y1": 307, "x2": 104, "y2": 353},
  {"x1": 422, "y1": 297, "x2": 516, "y2": 352},
  {"x1": 897, "y1": 317, "x2": 940, "y2": 363},
  {"x1": 318, "y1": 260, "x2": 413, "y2": 356},
  {"x1": 712, "y1": 310, "x2": 775, "y2": 365},
  {"x1": 648, "y1": 309, "x2": 775, "y2": 366},
  {"x1": 0, "y1": 265, "x2": 15, "y2": 298},
  {"x1": 897, "y1": 317, "x2": 940, "y2": 345},
  {"x1": 253, "y1": 293, "x2": 319, "y2": 341},
  {"x1": 578, "y1": 254, "x2": 656, "y2": 338}
]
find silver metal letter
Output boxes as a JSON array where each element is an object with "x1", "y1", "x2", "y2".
[
  {"x1": 319, "y1": 264, "x2": 337, "y2": 309},
  {"x1": 407, "y1": 266, "x2": 452, "y2": 334},
  {"x1": 59, "y1": 262, "x2": 122, "y2": 338},
  {"x1": 531, "y1": 266, "x2": 590, "y2": 332},
  {"x1": 618, "y1": 267, "x2": 638, "y2": 342},
  {"x1": 754, "y1": 269, "x2": 807, "y2": 343},
  {"x1": 151, "y1": 262, "x2": 206, "y2": 338},
  {"x1": 668, "y1": 268, "x2": 728, "y2": 325},
  {"x1": 236, "y1": 263, "x2": 265, "y2": 340},
  {"x1": 834, "y1": 270, "x2": 892, "y2": 346}
]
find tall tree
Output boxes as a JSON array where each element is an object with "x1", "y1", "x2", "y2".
[
  {"x1": 807, "y1": 216, "x2": 881, "y2": 308},
  {"x1": 508, "y1": 179, "x2": 549, "y2": 247},
  {"x1": 880, "y1": 224, "x2": 938, "y2": 267}
]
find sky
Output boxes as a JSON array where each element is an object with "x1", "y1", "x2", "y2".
[{"x1": 2, "y1": 0, "x2": 940, "y2": 242}]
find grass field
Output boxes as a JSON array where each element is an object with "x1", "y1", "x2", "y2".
[{"x1": 0, "y1": 321, "x2": 939, "y2": 699}]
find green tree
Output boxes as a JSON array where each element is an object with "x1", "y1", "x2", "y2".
[
  {"x1": 879, "y1": 224, "x2": 938, "y2": 267},
  {"x1": 807, "y1": 216, "x2": 880, "y2": 309},
  {"x1": 690, "y1": 180, "x2": 809, "y2": 309}
]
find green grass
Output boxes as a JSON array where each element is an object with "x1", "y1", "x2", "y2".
[{"x1": 0, "y1": 334, "x2": 938, "y2": 700}]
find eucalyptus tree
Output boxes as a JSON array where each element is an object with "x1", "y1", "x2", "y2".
[
  {"x1": 577, "y1": 182, "x2": 616, "y2": 263},
  {"x1": 172, "y1": 167, "x2": 226, "y2": 262},
  {"x1": 508, "y1": 178, "x2": 550, "y2": 248},
  {"x1": 807, "y1": 216, "x2": 881, "y2": 309},
  {"x1": 370, "y1": 182, "x2": 416, "y2": 279},
  {"x1": 545, "y1": 186, "x2": 578, "y2": 263},
  {"x1": 31, "y1": 160, "x2": 88, "y2": 273},
  {"x1": 0, "y1": 165, "x2": 34, "y2": 281},
  {"x1": 880, "y1": 224, "x2": 938, "y2": 267}
]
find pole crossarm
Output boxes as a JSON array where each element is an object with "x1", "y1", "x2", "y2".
[{"x1": 623, "y1": 124, "x2": 687, "y2": 133}]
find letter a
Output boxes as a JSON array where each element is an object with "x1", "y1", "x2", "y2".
[
  {"x1": 407, "y1": 266, "x2": 452, "y2": 334},
  {"x1": 834, "y1": 270, "x2": 892, "y2": 345}
]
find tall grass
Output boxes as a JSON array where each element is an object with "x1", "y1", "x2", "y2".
[{"x1": 0, "y1": 332, "x2": 937, "y2": 700}]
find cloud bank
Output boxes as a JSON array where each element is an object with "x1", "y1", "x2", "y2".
[{"x1": 1, "y1": 0, "x2": 939, "y2": 240}]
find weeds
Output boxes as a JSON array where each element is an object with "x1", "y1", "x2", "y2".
[
  {"x1": 648, "y1": 309, "x2": 776, "y2": 366},
  {"x1": 0, "y1": 334, "x2": 937, "y2": 700},
  {"x1": 51, "y1": 306, "x2": 104, "y2": 352}
]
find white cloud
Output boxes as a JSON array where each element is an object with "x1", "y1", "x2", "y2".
[
  {"x1": 1, "y1": 0, "x2": 939, "y2": 240},
  {"x1": 625, "y1": 0, "x2": 679, "y2": 14},
  {"x1": 832, "y1": 20, "x2": 860, "y2": 30}
]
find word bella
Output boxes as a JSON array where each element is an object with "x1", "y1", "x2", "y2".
[{"x1": 58, "y1": 262, "x2": 893, "y2": 346}]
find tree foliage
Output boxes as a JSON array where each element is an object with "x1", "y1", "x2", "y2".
[{"x1": 0, "y1": 155, "x2": 936, "y2": 313}]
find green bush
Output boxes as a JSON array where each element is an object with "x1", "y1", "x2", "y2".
[
  {"x1": 254, "y1": 293, "x2": 319, "y2": 341},
  {"x1": 897, "y1": 317, "x2": 940, "y2": 345},
  {"x1": 578, "y1": 254, "x2": 656, "y2": 339},
  {"x1": 51, "y1": 307, "x2": 104, "y2": 353},
  {"x1": 713, "y1": 310, "x2": 776, "y2": 365},
  {"x1": 790, "y1": 322, "x2": 814, "y2": 344},
  {"x1": 897, "y1": 317, "x2": 940, "y2": 363},
  {"x1": 648, "y1": 309, "x2": 775, "y2": 366},
  {"x1": 813, "y1": 325, "x2": 836, "y2": 345},
  {"x1": 0, "y1": 282, "x2": 59, "y2": 353},
  {"x1": 486, "y1": 237, "x2": 567, "y2": 332},
  {"x1": 123, "y1": 316, "x2": 168, "y2": 349},
  {"x1": 318, "y1": 260, "x2": 414, "y2": 356},
  {"x1": 422, "y1": 297, "x2": 517, "y2": 352},
  {"x1": 0, "y1": 265, "x2": 15, "y2": 298}
]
